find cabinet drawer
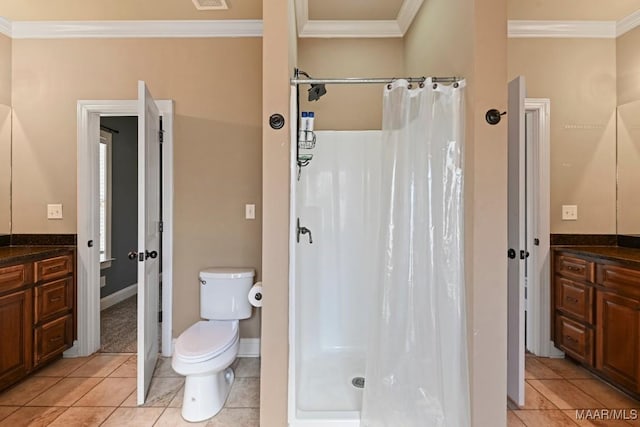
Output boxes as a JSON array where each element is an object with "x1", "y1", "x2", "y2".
[
  {"x1": 555, "y1": 277, "x2": 594, "y2": 324},
  {"x1": 34, "y1": 255, "x2": 73, "y2": 282},
  {"x1": 597, "y1": 264, "x2": 640, "y2": 299},
  {"x1": 34, "y1": 278, "x2": 73, "y2": 324},
  {"x1": 555, "y1": 254, "x2": 594, "y2": 282},
  {"x1": 555, "y1": 315, "x2": 593, "y2": 366},
  {"x1": 34, "y1": 314, "x2": 73, "y2": 367},
  {"x1": 0, "y1": 264, "x2": 30, "y2": 294}
]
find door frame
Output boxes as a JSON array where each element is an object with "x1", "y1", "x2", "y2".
[
  {"x1": 73, "y1": 99, "x2": 174, "y2": 358},
  {"x1": 523, "y1": 98, "x2": 561, "y2": 358}
]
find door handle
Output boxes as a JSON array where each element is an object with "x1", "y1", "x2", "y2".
[
  {"x1": 508, "y1": 249, "x2": 516, "y2": 259},
  {"x1": 128, "y1": 251, "x2": 138, "y2": 260}
]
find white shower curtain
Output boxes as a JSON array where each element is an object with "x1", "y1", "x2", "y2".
[{"x1": 361, "y1": 79, "x2": 470, "y2": 427}]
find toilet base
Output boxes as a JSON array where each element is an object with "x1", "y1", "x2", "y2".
[{"x1": 181, "y1": 367, "x2": 235, "y2": 422}]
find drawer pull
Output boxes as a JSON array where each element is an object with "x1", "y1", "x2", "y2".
[
  {"x1": 566, "y1": 266, "x2": 582, "y2": 272},
  {"x1": 565, "y1": 296, "x2": 579, "y2": 304},
  {"x1": 565, "y1": 335, "x2": 578, "y2": 344},
  {"x1": 49, "y1": 296, "x2": 62, "y2": 303},
  {"x1": 48, "y1": 336, "x2": 63, "y2": 343}
]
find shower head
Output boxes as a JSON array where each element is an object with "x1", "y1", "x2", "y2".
[{"x1": 308, "y1": 83, "x2": 327, "y2": 102}]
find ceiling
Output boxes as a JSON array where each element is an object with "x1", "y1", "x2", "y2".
[
  {"x1": 0, "y1": 0, "x2": 262, "y2": 21},
  {"x1": 308, "y1": 0, "x2": 404, "y2": 21},
  {"x1": 508, "y1": 0, "x2": 640, "y2": 21}
]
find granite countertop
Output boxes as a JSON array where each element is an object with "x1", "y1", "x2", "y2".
[
  {"x1": 554, "y1": 245, "x2": 640, "y2": 266},
  {"x1": 0, "y1": 246, "x2": 74, "y2": 268}
]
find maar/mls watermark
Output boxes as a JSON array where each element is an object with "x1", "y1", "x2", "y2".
[{"x1": 575, "y1": 409, "x2": 638, "y2": 421}]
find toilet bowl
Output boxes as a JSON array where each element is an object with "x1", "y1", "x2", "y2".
[
  {"x1": 172, "y1": 320, "x2": 240, "y2": 421},
  {"x1": 171, "y1": 267, "x2": 255, "y2": 422}
]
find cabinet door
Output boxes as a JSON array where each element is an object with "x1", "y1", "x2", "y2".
[
  {"x1": 596, "y1": 291, "x2": 640, "y2": 392},
  {"x1": 0, "y1": 289, "x2": 33, "y2": 390}
]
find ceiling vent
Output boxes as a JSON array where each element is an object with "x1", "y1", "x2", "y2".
[{"x1": 192, "y1": 0, "x2": 228, "y2": 10}]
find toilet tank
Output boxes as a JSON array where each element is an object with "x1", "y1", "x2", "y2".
[{"x1": 199, "y1": 267, "x2": 255, "y2": 320}]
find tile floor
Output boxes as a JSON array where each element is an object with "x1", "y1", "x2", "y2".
[
  {"x1": 0, "y1": 353, "x2": 260, "y2": 426},
  {"x1": 508, "y1": 355, "x2": 640, "y2": 426}
]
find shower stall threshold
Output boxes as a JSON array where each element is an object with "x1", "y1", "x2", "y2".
[{"x1": 291, "y1": 410, "x2": 360, "y2": 427}]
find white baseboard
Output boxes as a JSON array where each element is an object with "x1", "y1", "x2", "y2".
[
  {"x1": 238, "y1": 338, "x2": 261, "y2": 357},
  {"x1": 100, "y1": 283, "x2": 138, "y2": 311}
]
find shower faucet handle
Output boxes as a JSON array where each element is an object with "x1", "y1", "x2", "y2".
[{"x1": 296, "y1": 218, "x2": 313, "y2": 244}]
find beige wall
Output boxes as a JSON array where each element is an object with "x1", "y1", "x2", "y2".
[
  {"x1": 406, "y1": 0, "x2": 509, "y2": 425},
  {"x1": 297, "y1": 38, "x2": 404, "y2": 130},
  {"x1": 260, "y1": 0, "x2": 292, "y2": 424},
  {"x1": 0, "y1": 34, "x2": 10, "y2": 106},
  {"x1": 617, "y1": 26, "x2": 640, "y2": 105},
  {"x1": 11, "y1": 38, "x2": 263, "y2": 339},
  {"x1": 0, "y1": 34, "x2": 10, "y2": 236},
  {"x1": 508, "y1": 38, "x2": 617, "y2": 234}
]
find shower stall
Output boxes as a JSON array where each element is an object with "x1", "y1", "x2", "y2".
[
  {"x1": 288, "y1": 74, "x2": 469, "y2": 427},
  {"x1": 289, "y1": 129, "x2": 381, "y2": 426}
]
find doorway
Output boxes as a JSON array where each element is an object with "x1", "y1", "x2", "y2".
[
  {"x1": 74, "y1": 98, "x2": 174, "y2": 362},
  {"x1": 98, "y1": 116, "x2": 140, "y2": 353}
]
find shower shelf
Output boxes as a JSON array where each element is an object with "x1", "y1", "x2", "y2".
[{"x1": 298, "y1": 130, "x2": 316, "y2": 149}]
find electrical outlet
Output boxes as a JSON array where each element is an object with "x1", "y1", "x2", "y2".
[
  {"x1": 245, "y1": 204, "x2": 255, "y2": 220},
  {"x1": 562, "y1": 205, "x2": 578, "y2": 221},
  {"x1": 47, "y1": 204, "x2": 63, "y2": 220}
]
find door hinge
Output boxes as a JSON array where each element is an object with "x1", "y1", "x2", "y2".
[
  {"x1": 158, "y1": 130, "x2": 164, "y2": 143},
  {"x1": 158, "y1": 221, "x2": 163, "y2": 233},
  {"x1": 158, "y1": 311, "x2": 163, "y2": 323}
]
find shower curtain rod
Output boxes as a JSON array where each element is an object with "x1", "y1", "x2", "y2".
[{"x1": 290, "y1": 76, "x2": 461, "y2": 85}]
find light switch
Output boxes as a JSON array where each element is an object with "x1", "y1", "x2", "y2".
[
  {"x1": 47, "y1": 204, "x2": 63, "y2": 219},
  {"x1": 245, "y1": 204, "x2": 255, "y2": 220},
  {"x1": 562, "y1": 205, "x2": 578, "y2": 221}
]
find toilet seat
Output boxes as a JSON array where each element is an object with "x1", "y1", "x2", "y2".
[{"x1": 175, "y1": 320, "x2": 239, "y2": 363}]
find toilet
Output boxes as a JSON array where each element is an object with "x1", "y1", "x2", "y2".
[{"x1": 172, "y1": 267, "x2": 255, "y2": 422}]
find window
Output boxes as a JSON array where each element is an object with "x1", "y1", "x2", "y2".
[{"x1": 99, "y1": 129, "x2": 113, "y2": 267}]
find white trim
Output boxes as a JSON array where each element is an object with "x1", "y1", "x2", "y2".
[
  {"x1": 294, "y1": 0, "x2": 414, "y2": 38},
  {"x1": 508, "y1": 20, "x2": 616, "y2": 39},
  {"x1": 76, "y1": 99, "x2": 174, "y2": 358},
  {"x1": 524, "y1": 99, "x2": 563, "y2": 358},
  {"x1": 238, "y1": 338, "x2": 261, "y2": 357},
  {"x1": 299, "y1": 20, "x2": 402, "y2": 38},
  {"x1": 100, "y1": 283, "x2": 138, "y2": 311},
  {"x1": 617, "y1": 9, "x2": 640, "y2": 37},
  {"x1": 10, "y1": 19, "x2": 262, "y2": 39},
  {"x1": 396, "y1": 0, "x2": 424, "y2": 34},
  {"x1": 0, "y1": 17, "x2": 11, "y2": 37},
  {"x1": 294, "y1": 0, "x2": 309, "y2": 35}
]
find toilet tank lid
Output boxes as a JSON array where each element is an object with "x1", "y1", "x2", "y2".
[{"x1": 200, "y1": 267, "x2": 255, "y2": 279}]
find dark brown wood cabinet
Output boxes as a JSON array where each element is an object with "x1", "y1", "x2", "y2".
[
  {"x1": 553, "y1": 248, "x2": 640, "y2": 398},
  {"x1": 0, "y1": 250, "x2": 75, "y2": 391},
  {"x1": 596, "y1": 290, "x2": 640, "y2": 392}
]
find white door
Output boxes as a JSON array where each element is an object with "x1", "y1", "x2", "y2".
[
  {"x1": 137, "y1": 81, "x2": 161, "y2": 405},
  {"x1": 507, "y1": 76, "x2": 526, "y2": 407}
]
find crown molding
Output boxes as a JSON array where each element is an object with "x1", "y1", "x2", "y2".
[
  {"x1": 508, "y1": 20, "x2": 616, "y2": 38},
  {"x1": 397, "y1": 0, "x2": 424, "y2": 34},
  {"x1": 0, "y1": 17, "x2": 11, "y2": 37},
  {"x1": 300, "y1": 20, "x2": 402, "y2": 38},
  {"x1": 617, "y1": 9, "x2": 640, "y2": 37},
  {"x1": 5, "y1": 19, "x2": 262, "y2": 39}
]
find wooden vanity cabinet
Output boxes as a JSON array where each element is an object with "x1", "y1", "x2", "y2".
[
  {"x1": 553, "y1": 249, "x2": 640, "y2": 397},
  {"x1": 0, "y1": 262, "x2": 33, "y2": 388},
  {"x1": 0, "y1": 250, "x2": 75, "y2": 391}
]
